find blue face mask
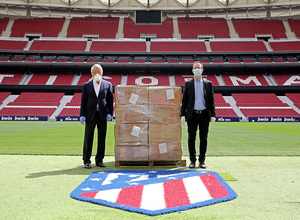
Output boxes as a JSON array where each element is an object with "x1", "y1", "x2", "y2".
[{"x1": 194, "y1": 68, "x2": 202, "y2": 77}]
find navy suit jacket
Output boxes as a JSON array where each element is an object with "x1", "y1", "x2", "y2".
[
  {"x1": 181, "y1": 78, "x2": 216, "y2": 120},
  {"x1": 80, "y1": 79, "x2": 113, "y2": 122}
]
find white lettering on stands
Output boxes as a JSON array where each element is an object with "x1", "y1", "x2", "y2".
[
  {"x1": 135, "y1": 76, "x2": 158, "y2": 86},
  {"x1": 230, "y1": 76, "x2": 262, "y2": 86},
  {"x1": 283, "y1": 75, "x2": 300, "y2": 86},
  {"x1": 0, "y1": 74, "x2": 14, "y2": 84}
]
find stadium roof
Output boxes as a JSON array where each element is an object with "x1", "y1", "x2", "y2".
[{"x1": 0, "y1": 0, "x2": 300, "y2": 19}]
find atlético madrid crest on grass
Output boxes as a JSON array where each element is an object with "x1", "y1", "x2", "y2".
[{"x1": 70, "y1": 170, "x2": 237, "y2": 216}]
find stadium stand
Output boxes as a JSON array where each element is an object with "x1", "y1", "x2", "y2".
[
  {"x1": 174, "y1": 74, "x2": 219, "y2": 86},
  {"x1": 0, "y1": 92, "x2": 10, "y2": 105},
  {"x1": 0, "y1": 72, "x2": 25, "y2": 84},
  {"x1": 123, "y1": 18, "x2": 173, "y2": 38},
  {"x1": 210, "y1": 40, "x2": 267, "y2": 52},
  {"x1": 0, "y1": 39, "x2": 28, "y2": 50},
  {"x1": 232, "y1": 93, "x2": 299, "y2": 117},
  {"x1": 0, "y1": 17, "x2": 9, "y2": 35},
  {"x1": 29, "y1": 39, "x2": 87, "y2": 51},
  {"x1": 287, "y1": 18, "x2": 300, "y2": 38},
  {"x1": 10, "y1": 18, "x2": 65, "y2": 37},
  {"x1": 222, "y1": 74, "x2": 270, "y2": 86},
  {"x1": 269, "y1": 41, "x2": 300, "y2": 51},
  {"x1": 58, "y1": 93, "x2": 81, "y2": 117},
  {"x1": 67, "y1": 17, "x2": 119, "y2": 38},
  {"x1": 150, "y1": 41, "x2": 207, "y2": 52},
  {"x1": 177, "y1": 17, "x2": 230, "y2": 39},
  {"x1": 285, "y1": 93, "x2": 300, "y2": 109},
  {"x1": 232, "y1": 18, "x2": 287, "y2": 39},
  {"x1": 271, "y1": 73, "x2": 300, "y2": 86},
  {"x1": 0, "y1": 92, "x2": 64, "y2": 117},
  {"x1": 214, "y1": 93, "x2": 238, "y2": 117},
  {"x1": 126, "y1": 74, "x2": 170, "y2": 86},
  {"x1": 27, "y1": 73, "x2": 75, "y2": 85},
  {"x1": 90, "y1": 40, "x2": 146, "y2": 52},
  {"x1": 77, "y1": 73, "x2": 122, "y2": 86}
]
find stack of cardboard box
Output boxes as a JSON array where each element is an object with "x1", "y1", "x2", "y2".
[{"x1": 114, "y1": 85, "x2": 182, "y2": 162}]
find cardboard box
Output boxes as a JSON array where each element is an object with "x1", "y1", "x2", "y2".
[
  {"x1": 148, "y1": 86, "x2": 182, "y2": 106},
  {"x1": 115, "y1": 145, "x2": 148, "y2": 161},
  {"x1": 114, "y1": 123, "x2": 148, "y2": 144},
  {"x1": 149, "y1": 142, "x2": 182, "y2": 160},
  {"x1": 115, "y1": 85, "x2": 148, "y2": 105},
  {"x1": 149, "y1": 105, "x2": 181, "y2": 124},
  {"x1": 149, "y1": 123, "x2": 181, "y2": 143},
  {"x1": 115, "y1": 105, "x2": 148, "y2": 124}
]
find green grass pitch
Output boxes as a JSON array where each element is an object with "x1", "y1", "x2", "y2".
[{"x1": 0, "y1": 121, "x2": 299, "y2": 219}]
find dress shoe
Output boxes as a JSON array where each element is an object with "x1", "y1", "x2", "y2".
[
  {"x1": 199, "y1": 162, "x2": 206, "y2": 169},
  {"x1": 189, "y1": 163, "x2": 196, "y2": 169},
  {"x1": 96, "y1": 162, "x2": 106, "y2": 168},
  {"x1": 84, "y1": 163, "x2": 91, "y2": 169}
]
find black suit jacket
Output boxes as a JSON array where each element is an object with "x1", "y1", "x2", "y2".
[
  {"x1": 80, "y1": 79, "x2": 113, "y2": 122},
  {"x1": 181, "y1": 78, "x2": 216, "y2": 120}
]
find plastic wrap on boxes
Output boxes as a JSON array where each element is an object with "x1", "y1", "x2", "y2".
[
  {"x1": 149, "y1": 123, "x2": 181, "y2": 142},
  {"x1": 115, "y1": 85, "x2": 148, "y2": 105},
  {"x1": 115, "y1": 145, "x2": 148, "y2": 161},
  {"x1": 115, "y1": 104, "x2": 148, "y2": 124},
  {"x1": 114, "y1": 85, "x2": 183, "y2": 163},
  {"x1": 149, "y1": 141, "x2": 182, "y2": 160},
  {"x1": 149, "y1": 105, "x2": 181, "y2": 124},
  {"x1": 114, "y1": 123, "x2": 148, "y2": 145},
  {"x1": 148, "y1": 86, "x2": 182, "y2": 105}
]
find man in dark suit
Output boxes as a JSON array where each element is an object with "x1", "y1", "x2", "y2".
[
  {"x1": 181, "y1": 61, "x2": 216, "y2": 169},
  {"x1": 80, "y1": 64, "x2": 113, "y2": 169}
]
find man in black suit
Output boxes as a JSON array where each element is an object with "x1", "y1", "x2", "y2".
[
  {"x1": 80, "y1": 64, "x2": 113, "y2": 169},
  {"x1": 181, "y1": 61, "x2": 216, "y2": 169}
]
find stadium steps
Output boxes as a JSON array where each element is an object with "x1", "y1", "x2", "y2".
[
  {"x1": 116, "y1": 17, "x2": 124, "y2": 39},
  {"x1": 227, "y1": 19, "x2": 239, "y2": 38},
  {"x1": 267, "y1": 74, "x2": 278, "y2": 86},
  {"x1": 172, "y1": 17, "x2": 181, "y2": 39},
  {"x1": 20, "y1": 73, "x2": 33, "y2": 85},
  {"x1": 205, "y1": 41, "x2": 212, "y2": 52},
  {"x1": 48, "y1": 95, "x2": 73, "y2": 121},
  {"x1": 71, "y1": 74, "x2": 81, "y2": 85},
  {"x1": 277, "y1": 96, "x2": 300, "y2": 114},
  {"x1": 263, "y1": 74, "x2": 276, "y2": 86},
  {"x1": 263, "y1": 41, "x2": 273, "y2": 52},
  {"x1": 0, "y1": 95, "x2": 18, "y2": 111},
  {"x1": 282, "y1": 20, "x2": 297, "y2": 39},
  {"x1": 58, "y1": 18, "x2": 70, "y2": 38},
  {"x1": 85, "y1": 41, "x2": 92, "y2": 52},
  {"x1": 121, "y1": 74, "x2": 128, "y2": 85},
  {"x1": 216, "y1": 75, "x2": 225, "y2": 86},
  {"x1": 223, "y1": 96, "x2": 247, "y2": 121},
  {"x1": 169, "y1": 74, "x2": 175, "y2": 86},
  {"x1": 1, "y1": 18, "x2": 14, "y2": 37}
]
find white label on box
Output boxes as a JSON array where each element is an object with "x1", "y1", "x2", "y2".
[
  {"x1": 131, "y1": 125, "x2": 141, "y2": 137},
  {"x1": 166, "y1": 89, "x2": 175, "y2": 100},
  {"x1": 129, "y1": 93, "x2": 139, "y2": 105},
  {"x1": 158, "y1": 143, "x2": 168, "y2": 154}
]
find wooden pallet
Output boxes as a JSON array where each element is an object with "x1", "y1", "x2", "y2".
[{"x1": 115, "y1": 158, "x2": 186, "y2": 167}]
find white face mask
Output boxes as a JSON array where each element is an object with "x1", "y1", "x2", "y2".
[
  {"x1": 194, "y1": 68, "x2": 202, "y2": 77},
  {"x1": 93, "y1": 73, "x2": 102, "y2": 82}
]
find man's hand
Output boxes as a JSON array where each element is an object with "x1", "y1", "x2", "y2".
[
  {"x1": 210, "y1": 117, "x2": 216, "y2": 123},
  {"x1": 80, "y1": 116, "x2": 85, "y2": 125},
  {"x1": 106, "y1": 114, "x2": 112, "y2": 121},
  {"x1": 180, "y1": 116, "x2": 185, "y2": 125}
]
